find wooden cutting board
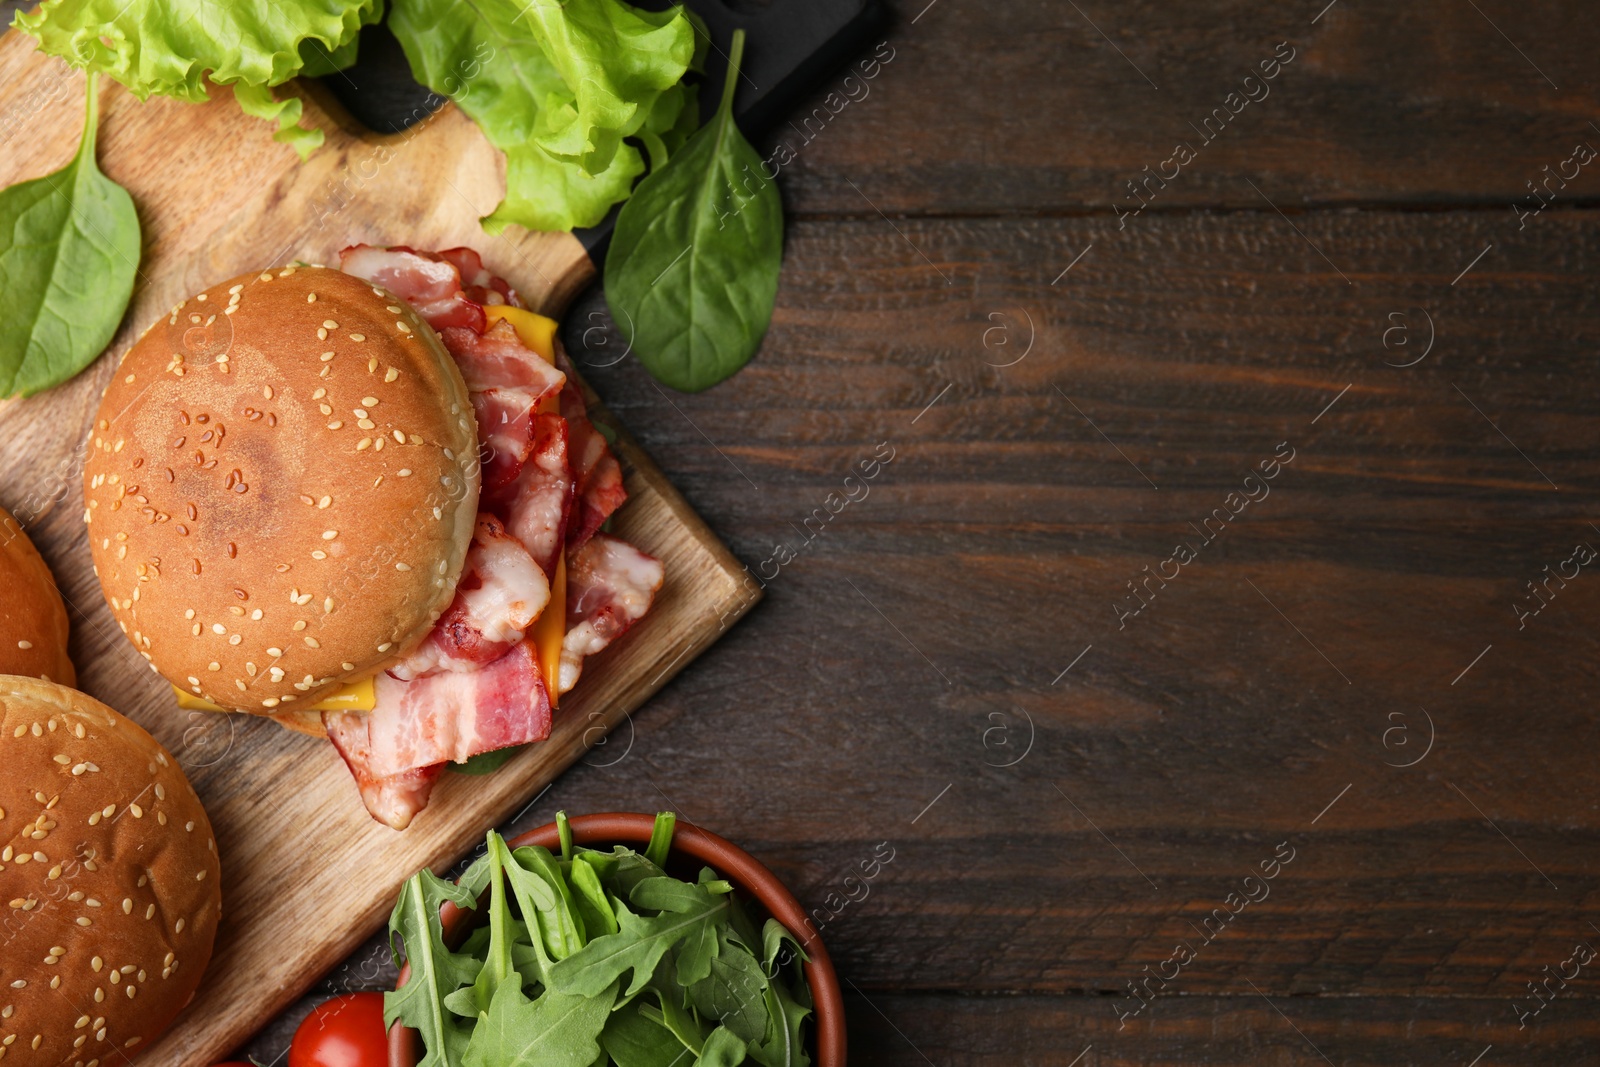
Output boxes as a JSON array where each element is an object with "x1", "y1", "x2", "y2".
[{"x1": 0, "y1": 38, "x2": 761, "y2": 1065}]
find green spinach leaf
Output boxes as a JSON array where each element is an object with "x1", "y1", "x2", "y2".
[
  {"x1": 604, "y1": 28, "x2": 783, "y2": 392},
  {"x1": 0, "y1": 73, "x2": 139, "y2": 399}
]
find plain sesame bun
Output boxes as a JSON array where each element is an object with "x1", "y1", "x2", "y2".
[
  {"x1": 83, "y1": 266, "x2": 481, "y2": 714},
  {"x1": 0, "y1": 509, "x2": 75, "y2": 686},
  {"x1": 0, "y1": 676, "x2": 221, "y2": 1061}
]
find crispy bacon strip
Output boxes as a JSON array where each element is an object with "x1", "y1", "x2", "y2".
[
  {"x1": 555, "y1": 357, "x2": 626, "y2": 549},
  {"x1": 437, "y1": 247, "x2": 521, "y2": 308},
  {"x1": 559, "y1": 534, "x2": 663, "y2": 694},
  {"x1": 338, "y1": 245, "x2": 486, "y2": 331},
  {"x1": 441, "y1": 321, "x2": 566, "y2": 399},
  {"x1": 326, "y1": 642, "x2": 553, "y2": 829},
  {"x1": 472, "y1": 389, "x2": 539, "y2": 495},
  {"x1": 389, "y1": 516, "x2": 549, "y2": 681},
  {"x1": 492, "y1": 414, "x2": 573, "y2": 577}
]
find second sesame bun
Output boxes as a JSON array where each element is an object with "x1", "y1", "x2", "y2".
[
  {"x1": 0, "y1": 676, "x2": 221, "y2": 1062},
  {"x1": 0, "y1": 507, "x2": 75, "y2": 686},
  {"x1": 83, "y1": 266, "x2": 481, "y2": 714}
]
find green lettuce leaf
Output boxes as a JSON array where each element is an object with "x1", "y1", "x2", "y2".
[
  {"x1": 232, "y1": 83, "x2": 322, "y2": 159},
  {"x1": 14, "y1": 0, "x2": 380, "y2": 147},
  {"x1": 388, "y1": 0, "x2": 700, "y2": 232}
]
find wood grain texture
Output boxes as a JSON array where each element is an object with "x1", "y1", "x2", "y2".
[
  {"x1": 0, "y1": 34, "x2": 758, "y2": 1067},
  {"x1": 768, "y1": 0, "x2": 1600, "y2": 217}
]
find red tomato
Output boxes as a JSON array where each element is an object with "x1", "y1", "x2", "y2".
[{"x1": 289, "y1": 992, "x2": 389, "y2": 1067}]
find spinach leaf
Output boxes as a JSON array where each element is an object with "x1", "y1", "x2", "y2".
[
  {"x1": 549, "y1": 895, "x2": 729, "y2": 998},
  {"x1": 604, "y1": 28, "x2": 783, "y2": 392},
  {"x1": 462, "y1": 979, "x2": 616, "y2": 1067},
  {"x1": 0, "y1": 73, "x2": 139, "y2": 399},
  {"x1": 693, "y1": 1027, "x2": 748, "y2": 1067},
  {"x1": 385, "y1": 869, "x2": 484, "y2": 1067}
]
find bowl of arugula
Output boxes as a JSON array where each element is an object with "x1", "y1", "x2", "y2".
[{"x1": 386, "y1": 811, "x2": 844, "y2": 1067}]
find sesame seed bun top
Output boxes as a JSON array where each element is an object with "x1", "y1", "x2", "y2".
[
  {"x1": 83, "y1": 266, "x2": 481, "y2": 713},
  {"x1": 0, "y1": 509, "x2": 75, "y2": 686},
  {"x1": 0, "y1": 675, "x2": 221, "y2": 1062}
]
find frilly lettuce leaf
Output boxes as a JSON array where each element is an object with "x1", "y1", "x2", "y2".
[
  {"x1": 14, "y1": 0, "x2": 380, "y2": 150},
  {"x1": 232, "y1": 83, "x2": 323, "y2": 159},
  {"x1": 389, "y1": 0, "x2": 701, "y2": 233}
]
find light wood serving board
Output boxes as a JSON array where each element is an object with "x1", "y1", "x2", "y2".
[{"x1": 0, "y1": 38, "x2": 761, "y2": 1065}]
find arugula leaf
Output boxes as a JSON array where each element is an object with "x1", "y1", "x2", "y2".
[
  {"x1": 15, "y1": 0, "x2": 379, "y2": 152},
  {"x1": 630, "y1": 877, "x2": 724, "y2": 986},
  {"x1": 602, "y1": 1000, "x2": 694, "y2": 1067},
  {"x1": 462, "y1": 979, "x2": 616, "y2": 1067},
  {"x1": 694, "y1": 1027, "x2": 748, "y2": 1067},
  {"x1": 451, "y1": 745, "x2": 527, "y2": 775},
  {"x1": 385, "y1": 869, "x2": 484, "y2": 1067},
  {"x1": 746, "y1": 978, "x2": 810, "y2": 1067},
  {"x1": 509, "y1": 845, "x2": 589, "y2": 959},
  {"x1": 571, "y1": 854, "x2": 622, "y2": 938},
  {"x1": 604, "y1": 28, "x2": 783, "y2": 392},
  {"x1": 645, "y1": 812, "x2": 677, "y2": 869},
  {"x1": 388, "y1": 0, "x2": 699, "y2": 232},
  {"x1": 0, "y1": 74, "x2": 138, "y2": 399},
  {"x1": 759, "y1": 920, "x2": 809, "y2": 977},
  {"x1": 465, "y1": 836, "x2": 516, "y2": 1017},
  {"x1": 550, "y1": 894, "x2": 729, "y2": 998},
  {"x1": 688, "y1": 929, "x2": 769, "y2": 1044}
]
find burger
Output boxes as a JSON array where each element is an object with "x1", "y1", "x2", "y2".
[
  {"x1": 84, "y1": 247, "x2": 664, "y2": 830},
  {"x1": 0, "y1": 675, "x2": 221, "y2": 1061},
  {"x1": 0, "y1": 507, "x2": 76, "y2": 686}
]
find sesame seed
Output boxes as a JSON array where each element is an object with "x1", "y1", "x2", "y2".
[
  {"x1": 306, "y1": 292, "x2": 316, "y2": 302},
  {"x1": 384, "y1": 367, "x2": 399, "y2": 382},
  {"x1": 328, "y1": 420, "x2": 344, "y2": 430},
  {"x1": 320, "y1": 350, "x2": 334, "y2": 361},
  {"x1": 317, "y1": 328, "x2": 329, "y2": 340},
  {"x1": 358, "y1": 419, "x2": 376, "y2": 430},
  {"x1": 397, "y1": 321, "x2": 412, "y2": 333},
  {"x1": 396, "y1": 562, "x2": 411, "y2": 571},
  {"x1": 267, "y1": 647, "x2": 283, "y2": 657},
  {"x1": 353, "y1": 408, "x2": 368, "y2": 418},
  {"x1": 351, "y1": 333, "x2": 366, "y2": 342},
  {"x1": 322, "y1": 530, "x2": 338, "y2": 540},
  {"x1": 318, "y1": 496, "x2": 332, "y2": 508},
  {"x1": 304, "y1": 636, "x2": 320, "y2": 649},
  {"x1": 16, "y1": 641, "x2": 31, "y2": 650}
]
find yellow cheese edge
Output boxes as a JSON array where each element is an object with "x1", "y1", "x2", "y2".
[
  {"x1": 483, "y1": 303, "x2": 567, "y2": 706},
  {"x1": 174, "y1": 674, "x2": 376, "y2": 713}
]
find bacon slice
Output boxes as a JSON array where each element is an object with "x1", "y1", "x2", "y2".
[
  {"x1": 437, "y1": 247, "x2": 521, "y2": 308},
  {"x1": 325, "y1": 642, "x2": 553, "y2": 829},
  {"x1": 559, "y1": 534, "x2": 663, "y2": 694},
  {"x1": 390, "y1": 515, "x2": 549, "y2": 681},
  {"x1": 338, "y1": 244, "x2": 487, "y2": 332},
  {"x1": 555, "y1": 359, "x2": 626, "y2": 550},
  {"x1": 441, "y1": 321, "x2": 566, "y2": 399},
  {"x1": 492, "y1": 414, "x2": 573, "y2": 577},
  {"x1": 472, "y1": 389, "x2": 539, "y2": 494}
]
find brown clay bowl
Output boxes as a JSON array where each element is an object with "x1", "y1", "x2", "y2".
[{"x1": 389, "y1": 812, "x2": 846, "y2": 1066}]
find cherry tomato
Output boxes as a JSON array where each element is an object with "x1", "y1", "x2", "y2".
[{"x1": 289, "y1": 992, "x2": 389, "y2": 1067}]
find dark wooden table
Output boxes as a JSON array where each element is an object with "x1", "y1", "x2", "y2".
[{"x1": 218, "y1": 0, "x2": 1599, "y2": 1062}]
